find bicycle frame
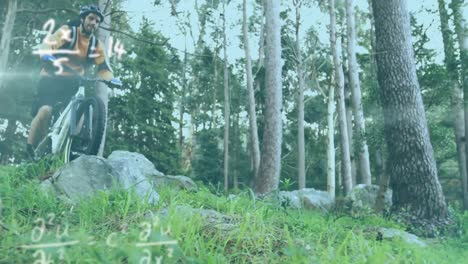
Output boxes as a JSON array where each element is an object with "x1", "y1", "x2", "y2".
[{"x1": 35, "y1": 85, "x2": 85, "y2": 157}]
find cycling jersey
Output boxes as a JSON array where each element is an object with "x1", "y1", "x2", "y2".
[{"x1": 38, "y1": 25, "x2": 113, "y2": 80}]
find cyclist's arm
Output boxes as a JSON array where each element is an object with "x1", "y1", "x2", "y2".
[
  {"x1": 38, "y1": 25, "x2": 71, "y2": 59},
  {"x1": 94, "y1": 40, "x2": 114, "y2": 81}
]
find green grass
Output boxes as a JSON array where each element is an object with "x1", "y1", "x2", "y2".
[{"x1": 1, "y1": 163, "x2": 467, "y2": 263}]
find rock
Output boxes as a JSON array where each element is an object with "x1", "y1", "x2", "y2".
[
  {"x1": 153, "y1": 175, "x2": 198, "y2": 192},
  {"x1": 51, "y1": 155, "x2": 116, "y2": 203},
  {"x1": 279, "y1": 191, "x2": 302, "y2": 209},
  {"x1": 279, "y1": 188, "x2": 334, "y2": 212},
  {"x1": 300, "y1": 188, "x2": 334, "y2": 212},
  {"x1": 107, "y1": 151, "x2": 161, "y2": 204},
  {"x1": 345, "y1": 184, "x2": 392, "y2": 213},
  {"x1": 379, "y1": 228, "x2": 427, "y2": 247},
  {"x1": 156, "y1": 205, "x2": 238, "y2": 232},
  {"x1": 48, "y1": 154, "x2": 159, "y2": 205},
  {"x1": 107, "y1": 150, "x2": 164, "y2": 177}
]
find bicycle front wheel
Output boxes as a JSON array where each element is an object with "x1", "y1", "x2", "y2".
[{"x1": 64, "y1": 96, "x2": 106, "y2": 162}]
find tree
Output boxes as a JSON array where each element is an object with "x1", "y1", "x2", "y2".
[
  {"x1": 345, "y1": 0, "x2": 371, "y2": 185},
  {"x1": 222, "y1": 0, "x2": 230, "y2": 192},
  {"x1": 254, "y1": 0, "x2": 282, "y2": 195},
  {"x1": 329, "y1": 0, "x2": 353, "y2": 194},
  {"x1": 242, "y1": 0, "x2": 261, "y2": 180},
  {"x1": 106, "y1": 19, "x2": 180, "y2": 174},
  {"x1": 294, "y1": 0, "x2": 306, "y2": 189},
  {"x1": 451, "y1": 0, "x2": 468, "y2": 210},
  {"x1": 437, "y1": 0, "x2": 467, "y2": 212},
  {"x1": 372, "y1": 0, "x2": 448, "y2": 222},
  {"x1": 0, "y1": 0, "x2": 17, "y2": 90}
]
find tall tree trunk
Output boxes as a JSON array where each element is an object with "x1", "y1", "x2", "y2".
[
  {"x1": 437, "y1": 0, "x2": 467, "y2": 211},
  {"x1": 451, "y1": 0, "x2": 468, "y2": 211},
  {"x1": 329, "y1": 0, "x2": 353, "y2": 194},
  {"x1": 234, "y1": 113, "x2": 240, "y2": 190},
  {"x1": 222, "y1": 0, "x2": 230, "y2": 192},
  {"x1": 243, "y1": 0, "x2": 261, "y2": 179},
  {"x1": 295, "y1": 0, "x2": 306, "y2": 189},
  {"x1": 327, "y1": 82, "x2": 336, "y2": 199},
  {"x1": 255, "y1": 0, "x2": 282, "y2": 195},
  {"x1": 96, "y1": 0, "x2": 113, "y2": 156},
  {"x1": 369, "y1": 0, "x2": 385, "y2": 184},
  {"x1": 344, "y1": 70, "x2": 357, "y2": 186},
  {"x1": 345, "y1": 0, "x2": 372, "y2": 185},
  {"x1": 0, "y1": 0, "x2": 17, "y2": 89},
  {"x1": 0, "y1": 119, "x2": 17, "y2": 164},
  {"x1": 179, "y1": 44, "x2": 187, "y2": 151},
  {"x1": 212, "y1": 50, "x2": 218, "y2": 129},
  {"x1": 373, "y1": 0, "x2": 448, "y2": 222},
  {"x1": 341, "y1": 17, "x2": 357, "y2": 187}
]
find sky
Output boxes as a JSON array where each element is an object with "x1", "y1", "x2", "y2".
[{"x1": 119, "y1": 0, "x2": 462, "y2": 64}]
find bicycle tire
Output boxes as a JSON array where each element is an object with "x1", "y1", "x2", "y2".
[{"x1": 64, "y1": 96, "x2": 106, "y2": 162}]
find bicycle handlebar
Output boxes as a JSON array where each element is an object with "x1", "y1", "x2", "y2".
[{"x1": 42, "y1": 55, "x2": 123, "y2": 88}]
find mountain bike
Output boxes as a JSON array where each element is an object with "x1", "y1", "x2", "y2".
[{"x1": 33, "y1": 55, "x2": 122, "y2": 163}]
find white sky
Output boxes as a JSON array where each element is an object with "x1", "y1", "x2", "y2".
[{"x1": 120, "y1": 0, "x2": 466, "y2": 64}]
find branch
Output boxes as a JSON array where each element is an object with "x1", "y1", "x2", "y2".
[
  {"x1": 105, "y1": 10, "x2": 127, "y2": 17},
  {"x1": 103, "y1": 0, "x2": 112, "y2": 14},
  {"x1": 17, "y1": 7, "x2": 78, "y2": 15},
  {"x1": 99, "y1": 26, "x2": 169, "y2": 46}
]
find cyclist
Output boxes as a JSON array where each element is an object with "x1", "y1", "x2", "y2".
[{"x1": 27, "y1": 4, "x2": 113, "y2": 159}]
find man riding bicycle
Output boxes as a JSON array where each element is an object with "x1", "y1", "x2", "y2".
[{"x1": 27, "y1": 4, "x2": 113, "y2": 159}]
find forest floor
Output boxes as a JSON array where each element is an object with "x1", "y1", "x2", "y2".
[{"x1": 0, "y1": 161, "x2": 467, "y2": 263}]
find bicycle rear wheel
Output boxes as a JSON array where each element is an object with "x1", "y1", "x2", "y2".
[{"x1": 64, "y1": 96, "x2": 106, "y2": 162}]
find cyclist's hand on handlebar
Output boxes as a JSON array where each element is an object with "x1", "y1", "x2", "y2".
[
  {"x1": 41, "y1": 54, "x2": 58, "y2": 74},
  {"x1": 42, "y1": 54, "x2": 57, "y2": 62},
  {"x1": 105, "y1": 78, "x2": 123, "y2": 88}
]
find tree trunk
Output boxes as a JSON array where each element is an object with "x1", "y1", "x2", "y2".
[
  {"x1": 223, "y1": 0, "x2": 230, "y2": 192},
  {"x1": 243, "y1": 0, "x2": 261, "y2": 180},
  {"x1": 211, "y1": 52, "x2": 218, "y2": 130},
  {"x1": 341, "y1": 18, "x2": 357, "y2": 187},
  {"x1": 295, "y1": 0, "x2": 306, "y2": 189},
  {"x1": 234, "y1": 113, "x2": 240, "y2": 190},
  {"x1": 437, "y1": 0, "x2": 468, "y2": 211},
  {"x1": 344, "y1": 71, "x2": 357, "y2": 186},
  {"x1": 327, "y1": 81, "x2": 336, "y2": 199},
  {"x1": 255, "y1": 0, "x2": 282, "y2": 195},
  {"x1": 373, "y1": 0, "x2": 448, "y2": 221},
  {"x1": 329, "y1": 0, "x2": 353, "y2": 195},
  {"x1": 96, "y1": 0, "x2": 113, "y2": 156},
  {"x1": 451, "y1": 0, "x2": 468, "y2": 211},
  {"x1": 0, "y1": 0, "x2": 17, "y2": 89},
  {"x1": 179, "y1": 44, "x2": 187, "y2": 150},
  {"x1": 0, "y1": 119, "x2": 17, "y2": 164},
  {"x1": 345, "y1": 0, "x2": 372, "y2": 185}
]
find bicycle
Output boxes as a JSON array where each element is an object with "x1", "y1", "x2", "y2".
[{"x1": 33, "y1": 55, "x2": 122, "y2": 163}]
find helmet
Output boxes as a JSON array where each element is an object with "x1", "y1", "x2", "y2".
[{"x1": 79, "y1": 4, "x2": 104, "y2": 22}]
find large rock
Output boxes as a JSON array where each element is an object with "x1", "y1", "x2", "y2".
[
  {"x1": 107, "y1": 150, "x2": 164, "y2": 177},
  {"x1": 379, "y1": 228, "x2": 427, "y2": 247},
  {"x1": 107, "y1": 151, "x2": 197, "y2": 192},
  {"x1": 279, "y1": 188, "x2": 334, "y2": 212},
  {"x1": 49, "y1": 156, "x2": 117, "y2": 203},
  {"x1": 156, "y1": 205, "x2": 238, "y2": 232},
  {"x1": 153, "y1": 175, "x2": 198, "y2": 192},
  {"x1": 345, "y1": 184, "x2": 392, "y2": 213},
  {"x1": 107, "y1": 151, "x2": 161, "y2": 204},
  {"x1": 47, "y1": 154, "x2": 159, "y2": 204}
]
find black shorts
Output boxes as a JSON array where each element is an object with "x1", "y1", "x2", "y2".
[{"x1": 31, "y1": 76, "x2": 80, "y2": 117}]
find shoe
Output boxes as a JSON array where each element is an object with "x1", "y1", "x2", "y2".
[{"x1": 26, "y1": 144, "x2": 37, "y2": 161}]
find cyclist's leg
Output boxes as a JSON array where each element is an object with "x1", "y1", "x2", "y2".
[
  {"x1": 27, "y1": 105, "x2": 53, "y2": 147},
  {"x1": 27, "y1": 77, "x2": 56, "y2": 149}
]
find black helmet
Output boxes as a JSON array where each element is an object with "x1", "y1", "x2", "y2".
[{"x1": 79, "y1": 4, "x2": 104, "y2": 22}]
